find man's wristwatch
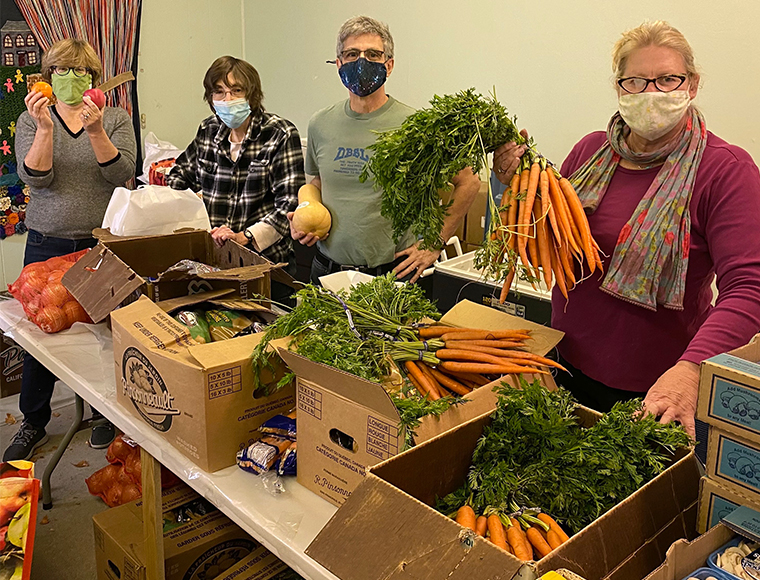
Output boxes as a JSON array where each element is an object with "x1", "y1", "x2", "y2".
[{"x1": 243, "y1": 228, "x2": 254, "y2": 245}]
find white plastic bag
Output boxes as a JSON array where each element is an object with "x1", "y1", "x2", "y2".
[
  {"x1": 102, "y1": 185, "x2": 211, "y2": 236},
  {"x1": 138, "y1": 131, "x2": 184, "y2": 184}
]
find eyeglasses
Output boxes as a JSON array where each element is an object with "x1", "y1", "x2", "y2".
[
  {"x1": 338, "y1": 48, "x2": 387, "y2": 63},
  {"x1": 617, "y1": 74, "x2": 688, "y2": 94},
  {"x1": 53, "y1": 66, "x2": 89, "y2": 77},
  {"x1": 212, "y1": 87, "x2": 246, "y2": 99}
]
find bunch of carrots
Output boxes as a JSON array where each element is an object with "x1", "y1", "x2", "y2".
[
  {"x1": 455, "y1": 505, "x2": 570, "y2": 561},
  {"x1": 401, "y1": 325, "x2": 564, "y2": 400},
  {"x1": 482, "y1": 154, "x2": 602, "y2": 304}
]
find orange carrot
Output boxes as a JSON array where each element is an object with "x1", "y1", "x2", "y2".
[
  {"x1": 404, "y1": 361, "x2": 440, "y2": 401},
  {"x1": 592, "y1": 244, "x2": 604, "y2": 274},
  {"x1": 526, "y1": 221, "x2": 540, "y2": 280},
  {"x1": 456, "y1": 505, "x2": 477, "y2": 531},
  {"x1": 436, "y1": 349, "x2": 541, "y2": 369},
  {"x1": 444, "y1": 339, "x2": 525, "y2": 349},
  {"x1": 439, "y1": 343, "x2": 566, "y2": 371},
  {"x1": 475, "y1": 515, "x2": 488, "y2": 537},
  {"x1": 546, "y1": 169, "x2": 580, "y2": 255},
  {"x1": 537, "y1": 514, "x2": 570, "y2": 543},
  {"x1": 559, "y1": 177, "x2": 595, "y2": 274},
  {"x1": 440, "y1": 361, "x2": 547, "y2": 375},
  {"x1": 550, "y1": 240, "x2": 568, "y2": 300},
  {"x1": 500, "y1": 265, "x2": 516, "y2": 304},
  {"x1": 428, "y1": 366, "x2": 471, "y2": 396},
  {"x1": 440, "y1": 369, "x2": 491, "y2": 386},
  {"x1": 526, "y1": 527, "x2": 552, "y2": 558},
  {"x1": 546, "y1": 529, "x2": 564, "y2": 550},
  {"x1": 487, "y1": 515, "x2": 508, "y2": 551},
  {"x1": 418, "y1": 362, "x2": 444, "y2": 398},
  {"x1": 417, "y1": 325, "x2": 462, "y2": 339},
  {"x1": 440, "y1": 329, "x2": 530, "y2": 342},
  {"x1": 557, "y1": 241, "x2": 576, "y2": 288},
  {"x1": 507, "y1": 172, "x2": 521, "y2": 251},
  {"x1": 534, "y1": 196, "x2": 553, "y2": 288},
  {"x1": 507, "y1": 518, "x2": 533, "y2": 561},
  {"x1": 405, "y1": 369, "x2": 429, "y2": 398}
]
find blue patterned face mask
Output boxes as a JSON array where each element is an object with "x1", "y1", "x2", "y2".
[
  {"x1": 338, "y1": 58, "x2": 387, "y2": 97},
  {"x1": 213, "y1": 98, "x2": 251, "y2": 129}
]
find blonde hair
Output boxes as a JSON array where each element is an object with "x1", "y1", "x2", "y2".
[
  {"x1": 41, "y1": 39, "x2": 103, "y2": 85},
  {"x1": 612, "y1": 21, "x2": 698, "y2": 79}
]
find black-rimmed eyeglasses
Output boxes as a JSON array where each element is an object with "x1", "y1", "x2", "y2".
[
  {"x1": 338, "y1": 48, "x2": 387, "y2": 63},
  {"x1": 617, "y1": 74, "x2": 688, "y2": 94},
  {"x1": 52, "y1": 66, "x2": 89, "y2": 77}
]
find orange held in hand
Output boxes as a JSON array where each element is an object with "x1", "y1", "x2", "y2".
[{"x1": 31, "y1": 81, "x2": 53, "y2": 99}]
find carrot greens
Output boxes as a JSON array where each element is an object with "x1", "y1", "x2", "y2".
[{"x1": 436, "y1": 378, "x2": 693, "y2": 533}]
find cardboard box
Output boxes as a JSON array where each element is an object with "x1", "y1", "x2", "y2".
[
  {"x1": 64, "y1": 230, "x2": 280, "y2": 323},
  {"x1": 706, "y1": 426, "x2": 760, "y2": 500},
  {"x1": 94, "y1": 484, "x2": 257, "y2": 580},
  {"x1": 697, "y1": 335, "x2": 760, "y2": 442},
  {"x1": 697, "y1": 476, "x2": 760, "y2": 534},
  {"x1": 210, "y1": 546, "x2": 294, "y2": 580},
  {"x1": 464, "y1": 180, "x2": 489, "y2": 247},
  {"x1": 282, "y1": 299, "x2": 563, "y2": 507},
  {"x1": 0, "y1": 334, "x2": 24, "y2": 398},
  {"x1": 306, "y1": 409, "x2": 701, "y2": 580},
  {"x1": 643, "y1": 523, "x2": 735, "y2": 580},
  {"x1": 110, "y1": 296, "x2": 295, "y2": 472}
]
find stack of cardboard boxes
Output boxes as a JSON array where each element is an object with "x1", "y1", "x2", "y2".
[
  {"x1": 696, "y1": 334, "x2": 760, "y2": 532},
  {"x1": 94, "y1": 483, "x2": 304, "y2": 580}
]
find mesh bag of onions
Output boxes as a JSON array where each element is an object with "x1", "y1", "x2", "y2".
[{"x1": 8, "y1": 249, "x2": 92, "y2": 333}]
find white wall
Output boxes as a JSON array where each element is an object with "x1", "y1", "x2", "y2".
[
  {"x1": 137, "y1": 0, "x2": 244, "y2": 151},
  {"x1": 243, "y1": 0, "x2": 760, "y2": 165}
]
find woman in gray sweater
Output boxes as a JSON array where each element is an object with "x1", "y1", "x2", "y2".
[{"x1": 3, "y1": 39, "x2": 136, "y2": 461}]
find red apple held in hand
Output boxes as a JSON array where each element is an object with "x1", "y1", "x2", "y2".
[{"x1": 83, "y1": 88, "x2": 106, "y2": 109}]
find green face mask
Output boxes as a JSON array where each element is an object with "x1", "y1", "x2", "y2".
[{"x1": 51, "y1": 70, "x2": 92, "y2": 105}]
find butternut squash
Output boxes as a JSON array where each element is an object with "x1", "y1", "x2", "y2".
[{"x1": 292, "y1": 184, "x2": 331, "y2": 238}]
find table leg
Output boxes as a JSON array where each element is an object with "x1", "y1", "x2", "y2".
[
  {"x1": 141, "y1": 447, "x2": 165, "y2": 580},
  {"x1": 42, "y1": 393, "x2": 84, "y2": 510}
]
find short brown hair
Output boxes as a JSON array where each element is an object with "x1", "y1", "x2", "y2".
[
  {"x1": 203, "y1": 56, "x2": 264, "y2": 112},
  {"x1": 41, "y1": 39, "x2": 103, "y2": 85}
]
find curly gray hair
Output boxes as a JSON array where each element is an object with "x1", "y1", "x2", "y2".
[{"x1": 336, "y1": 16, "x2": 394, "y2": 60}]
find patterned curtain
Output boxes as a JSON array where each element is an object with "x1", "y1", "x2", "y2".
[{"x1": 14, "y1": 0, "x2": 141, "y2": 116}]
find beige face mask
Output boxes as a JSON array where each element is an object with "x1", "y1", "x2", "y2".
[{"x1": 618, "y1": 90, "x2": 691, "y2": 141}]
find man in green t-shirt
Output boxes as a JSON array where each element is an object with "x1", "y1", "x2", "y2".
[{"x1": 288, "y1": 16, "x2": 481, "y2": 284}]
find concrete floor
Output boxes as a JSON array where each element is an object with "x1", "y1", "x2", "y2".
[{"x1": 1, "y1": 384, "x2": 113, "y2": 580}]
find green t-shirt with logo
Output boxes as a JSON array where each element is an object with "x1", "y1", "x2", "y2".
[{"x1": 305, "y1": 96, "x2": 416, "y2": 268}]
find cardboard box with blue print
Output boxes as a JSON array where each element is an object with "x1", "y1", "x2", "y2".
[
  {"x1": 706, "y1": 425, "x2": 760, "y2": 501},
  {"x1": 110, "y1": 295, "x2": 295, "y2": 473},
  {"x1": 63, "y1": 229, "x2": 282, "y2": 324},
  {"x1": 697, "y1": 476, "x2": 760, "y2": 534},
  {"x1": 697, "y1": 334, "x2": 760, "y2": 443}
]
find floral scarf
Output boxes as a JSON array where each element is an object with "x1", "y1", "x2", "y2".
[{"x1": 568, "y1": 107, "x2": 707, "y2": 311}]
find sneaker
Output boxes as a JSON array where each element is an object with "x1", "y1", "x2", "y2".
[
  {"x1": 89, "y1": 420, "x2": 116, "y2": 449},
  {"x1": 3, "y1": 420, "x2": 49, "y2": 461}
]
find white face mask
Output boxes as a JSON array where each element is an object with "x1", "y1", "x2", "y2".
[{"x1": 618, "y1": 90, "x2": 692, "y2": 141}]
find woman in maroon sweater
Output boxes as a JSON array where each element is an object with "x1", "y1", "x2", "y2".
[{"x1": 493, "y1": 21, "x2": 760, "y2": 437}]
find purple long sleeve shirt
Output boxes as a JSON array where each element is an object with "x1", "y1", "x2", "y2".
[{"x1": 552, "y1": 131, "x2": 760, "y2": 393}]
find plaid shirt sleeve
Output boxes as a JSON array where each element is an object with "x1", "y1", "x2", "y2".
[
  {"x1": 166, "y1": 124, "x2": 203, "y2": 192},
  {"x1": 257, "y1": 125, "x2": 304, "y2": 238}
]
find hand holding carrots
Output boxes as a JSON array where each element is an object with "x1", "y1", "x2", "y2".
[{"x1": 493, "y1": 129, "x2": 530, "y2": 185}]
